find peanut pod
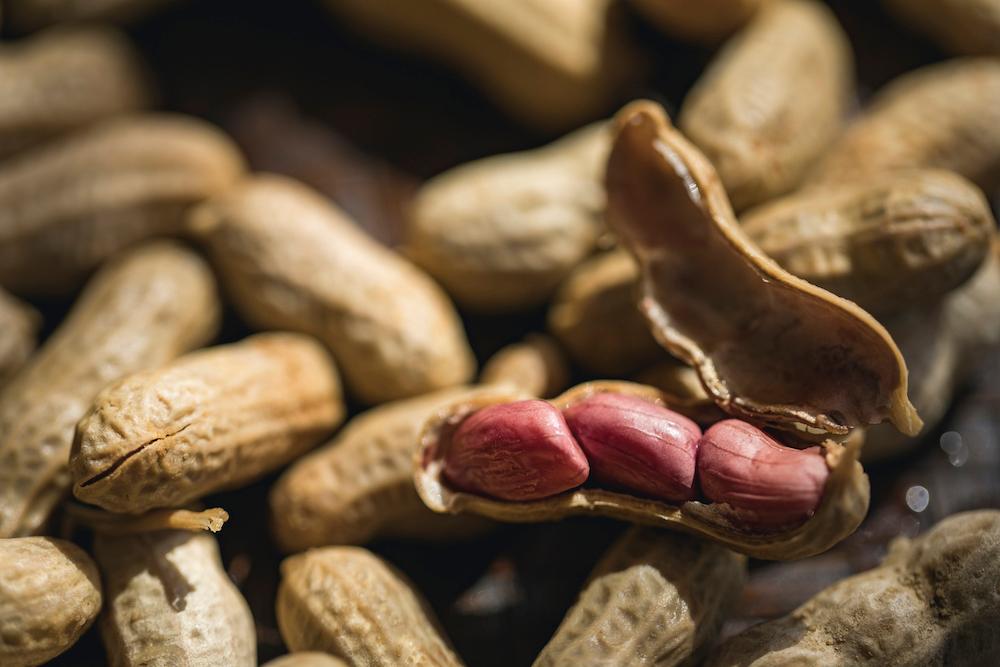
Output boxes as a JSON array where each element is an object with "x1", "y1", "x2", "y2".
[
  {"x1": 406, "y1": 122, "x2": 609, "y2": 311},
  {"x1": 882, "y1": 0, "x2": 1000, "y2": 57},
  {"x1": 534, "y1": 528, "x2": 746, "y2": 667},
  {"x1": 95, "y1": 530, "x2": 256, "y2": 667},
  {"x1": 743, "y1": 169, "x2": 995, "y2": 316},
  {"x1": 277, "y1": 546, "x2": 464, "y2": 666},
  {"x1": 0, "y1": 242, "x2": 220, "y2": 538},
  {"x1": 71, "y1": 332, "x2": 345, "y2": 514},
  {"x1": 679, "y1": 0, "x2": 853, "y2": 211},
  {"x1": 0, "y1": 287, "x2": 38, "y2": 389},
  {"x1": 479, "y1": 334, "x2": 570, "y2": 398},
  {"x1": 189, "y1": 174, "x2": 475, "y2": 405},
  {"x1": 629, "y1": 0, "x2": 771, "y2": 44},
  {"x1": 262, "y1": 654, "x2": 349, "y2": 667},
  {"x1": 814, "y1": 58, "x2": 1000, "y2": 192},
  {"x1": 706, "y1": 510, "x2": 1000, "y2": 666},
  {"x1": 319, "y1": 0, "x2": 636, "y2": 130},
  {"x1": 0, "y1": 113, "x2": 245, "y2": 295},
  {"x1": 0, "y1": 26, "x2": 151, "y2": 158},
  {"x1": 416, "y1": 381, "x2": 870, "y2": 560},
  {"x1": 0, "y1": 537, "x2": 102, "y2": 667}
]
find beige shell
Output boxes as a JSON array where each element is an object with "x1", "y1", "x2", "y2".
[
  {"x1": 415, "y1": 381, "x2": 870, "y2": 560},
  {"x1": 743, "y1": 169, "x2": 995, "y2": 316},
  {"x1": 277, "y1": 546, "x2": 464, "y2": 666},
  {"x1": 4, "y1": 0, "x2": 178, "y2": 31},
  {"x1": 882, "y1": 0, "x2": 1000, "y2": 57},
  {"x1": 479, "y1": 334, "x2": 570, "y2": 399},
  {"x1": 679, "y1": 0, "x2": 853, "y2": 211},
  {"x1": 319, "y1": 0, "x2": 636, "y2": 130},
  {"x1": 95, "y1": 530, "x2": 256, "y2": 667},
  {"x1": 270, "y1": 386, "x2": 496, "y2": 552},
  {"x1": 406, "y1": 122, "x2": 609, "y2": 311},
  {"x1": 0, "y1": 537, "x2": 102, "y2": 667},
  {"x1": 607, "y1": 100, "x2": 919, "y2": 437},
  {"x1": 706, "y1": 510, "x2": 1000, "y2": 666},
  {"x1": 71, "y1": 332, "x2": 344, "y2": 513},
  {"x1": 0, "y1": 242, "x2": 220, "y2": 538},
  {"x1": 534, "y1": 528, "x2": 746, "y2": 666},
  {"x1": 547, "y1": 249, "x2": 662, "y2": 376},
  {"x1": 262, "y1": 654, "x2": 349, "y2": 667},
  {"x1": 0, "y1": 113, "x2": 245, "y2": 295},
  {"x1": 0, "y1": 288, "x2": 38, "y2": 389},
  {"x1": 814, "y1": 58, "x2": 1000, "y2": 192},
  {"x1": 0, "y1": 26, "x2": 150, "y2": 158},
  {"x1": 629, "y1": 0, "x2": 770, "y2": 43},
  {"x1": 189, "y1": 174, "x2": 475, "y2": 405}
]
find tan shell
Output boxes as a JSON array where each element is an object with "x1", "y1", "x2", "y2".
[
  {"x1": 882, "y1": 0, "x2": 1000, "y2": 57},
  {"x1": 406, "y1": 122, "x2": 609, "y2": 311},
  {"x1": 320, "y1": 0, "x2": 636, "y2": 130},
  {"x1": 706, "y1": 510, "x2": 1000, "y2": 666},
  {"x1": 415, "y1": 381, "x2": 870, "y2": 560},
  {"x1": 0, "y1": 26, "x2": 150, "y2": 158},
  {"x1": 813, "y1": 58, "x2": 1000, "y2": 192},
  {"x1": 479, "y1": 334, "x2": 570, "y2": 398},
  {"x1": 679, "y1": 0, "x2": 853, "y2": 211},
  {"x1": 4, "y1": 0, "x2": 178, "y2": 31},
  {"x1": 262, "y1": 654, "x2": 349, "y2": 667},
  {"x1": 0, "y1": 113, "x2": 245, "y2": 295},
  {"x1": 277, "y1": 546, "x2": 464, "y2": 666},
  {"x1": 270, "y1": 386, "x2": 496, "y2": 552},
  {"x1": 743, "y1": 169, "x2": 995, "y2": 316},
  {"x1": 0, "y1": 288, "x2": 38, "y2": 389},
  {"x1": 95, "y1": 530, "x2": 256, "y2": 667},
  {"x1": 0, "y1": 537, "x2": 102, "y2": 667},
  {"x1": 71, "y1": 332, "x2": 345, "y2": 513},
  {"x1": 533, "y1": 528, "x2": 746, "y2": 666},
  {"x1": 0, "y1": 242, "x2": 220, "y2": 538},
  {"x1": 629, "y1": 0, "x2": 770, "y2": 43},
  {"x1": 607, "y1": 100, "x2": 919, "y2": 437},
  {"x1": 189, "y1": 174, "x2": 475, "y2": 405},
  {"x1": 547, "y1": 249, "x2": 662, "y2": 375}
]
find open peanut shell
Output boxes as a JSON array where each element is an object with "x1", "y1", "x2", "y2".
[{"x1": 414, "y1": 381, "x2": 869, "y2": 560}]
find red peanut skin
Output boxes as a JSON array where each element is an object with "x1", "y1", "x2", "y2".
[
  {"x1": 563, "y1": 393, "x2": 700, "y2": 502},
  {"x1": 697, "y1": 419, "x2": 829, "y2": 529},
  {"x1": 443, "y1": 400, "x2": 590, "y2": 501}
]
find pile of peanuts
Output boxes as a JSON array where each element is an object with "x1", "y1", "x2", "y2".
[{"x1": 2, "y1": 0, "x2": 1000, "y2": 665}]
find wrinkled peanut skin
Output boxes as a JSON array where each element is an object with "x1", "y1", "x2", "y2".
[
  {"x1": 444, "y1": 400, "x2": 590, "y2": 501},
  {"x1": 277, "y1": 546, "x2": 464, "y2": 666},
  {"x1": 630, "y1": 0, "x2": 770, "y2": 43},
  {"x1": 680, "y1": 0, "x2": 853, "y2": 211},
  {"x1": 0, "y1": 288, "x2": 38, "y2": 390},
  {"x1": 71, "y1": 332, "x2": 344, "y2": 513},
  {"x1": 407, "y1": 123, "x2": 610, "y2": 311},
  {"x1": 189, "y1": 174, "x2": 475, "y2": 405},
  {"x1": 0, "y1": 26, "x2": 151, "y2": 158},
  {"x1": 96, "y1": 531, "x2": 256, "y2": 667},
  {"x1": 0, "y1": 242, "x2": 220, "y2": 538},
  {"x1": 882, "y1": 0, "x2": 1000, "y2": 57},
  {"x1": 534, "y1": 528, "x2": 746, "y2": 667},
  {"x1": 0, "y1": 537, "x2": 102, "y2": 667},
  {"x1": 564, "y1": 393, "x2": 700, "y2": 502},
  {"x1": 706, "y1": 510, "x2": 1000, "y2": 666}
]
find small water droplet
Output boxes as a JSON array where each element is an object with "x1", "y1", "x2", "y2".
[
  {"x1": 906, "y1": 485, "x2": 930, "y2": 513},
  {"x1": 940, "y1": 431, "x2": 963, "y2": 455}
]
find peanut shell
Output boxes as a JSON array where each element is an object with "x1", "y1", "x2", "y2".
[
  {"x1": 262, "y1": 654, "x2": 349, "y2": 667},
  {"x1": 0, "y1": 287, "x2": 38, "y2": 389},
  {"x1": 479, "y1": 334, "x2": 570, "y2": 399},
  {"x1": 629, "y1": 0, "x2": 770, "y2": 43}
]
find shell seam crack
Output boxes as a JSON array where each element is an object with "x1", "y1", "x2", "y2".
[{"x1": 79, "y1": 423, "x2": 192, "y2": 488}]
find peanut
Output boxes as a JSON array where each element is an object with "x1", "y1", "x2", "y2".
[
  {"x1": 629, "y1": 0, "x2": 771, "y2": 43},
  {"x1": 406, "y1": 122, "x2": 610, "y2": 311},
  {"x1": 743, "y1": 169, "x2": 995, "y2": 316},
  {"x1": 607, "y1": 100, "x2": 919, "y2": 437},
  {"x1": 71, "y1": 332, "x2": 344, "y2": 514},
  {"x1": 564, "y1": 393, "x2": 700, "y2": 502},
  {"x1": 444, "y1": 400, "x2": 590, "y2": 501},
  {"x1": 813, "y1": 58, "x2": 1000, "y2": 191},
  {"x1": 188, "y1": 174, "x2": 475, "y2": 405},
  {"x1": 706, "y1": 510, "x2": 1000, "y2": 666},
  {"x1": 0, "y1": 241, "x2": 220, "y2": 538},
  {"x1": 679, "y1": 0, "x2": 853, "y2": 211},
  {"x1": 0, "y1": 26, "x2": 151, "y2": 158},
  {"x1": 534, "y1": 528, "x2": 746, "y2": 667},
  {"x1": 0, "y1": 537, "x2": 102, "y2": 666},
  {"x1": 0, "y1": 113, "x2": 245, "y2": 295},
  {"x1": 479, "y1": 334, "x2": 570, "y2": 399},
  {"x1": 4, "y1": 0, "x2": 178, "y2": 31},
  {"x1": 95, "y1": 530, "x2": 256, "y2": 667},
  {"x1": 262, "y1": 654, "x2": 349, "y2": 667},
  {"x1": 277, "y1": 546, "x2": 464, "y2": 666},
  {"x1": 0, "y1": 287, "x2": 38, "y2": 389},
  {"x1": 320, "y1": 0, "x2": 636, "y2": 130},
  {"x1": 882, "y1": 0, "x2": 1000, "y2": 57},
  {"x1": 270, "y1": 386, "x2": 496, "y2": 552}
]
